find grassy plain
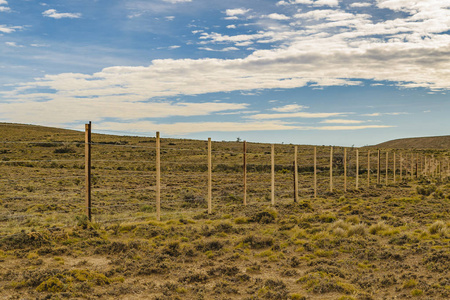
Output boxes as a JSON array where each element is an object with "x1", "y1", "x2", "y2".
[{"x1": 0, "y1": 123, "x2": 449, "y2": 299}]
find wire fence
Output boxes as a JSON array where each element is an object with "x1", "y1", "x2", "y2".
[{"x1": 1, "y1": 126, "x2": 450, "y2": 238}]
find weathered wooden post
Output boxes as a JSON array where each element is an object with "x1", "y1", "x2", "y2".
[
  {"x1": 85, "y1": 121, "x2": 92, "y2": 222},
  {"x1": 314, "y1": 147, "x2": 317, "y2": 198},
  {"x1": 415, "y1": 153, "x2": 419, "y2": 179},
  {"x1": 393, "y1": 152, "x2": 396, "y2": 183},
  {"x1": 330, "y1": 146, "x2": 333, "y2": 192},
  {"x1": 400, "y1": 153, "x2": 403, "y2": 181},
  {"x1": 367, "y1": 150, "x2": 370, "y2": 186},
  {"x1": 356, "y1": 149, "x2": 359, "y2": 190},
  {"x1": 377, "y1": 149, "x2": 380, "y2": 185},
  {"x1": 344, "y1": 148, "x2": 347, "y2": 192},
  {"x1": 271, "y1": 144, "x2": 275, "y2": 206},
  {"x1": 243, "y1": 141, "x2": 247, "y2": 206},
  {"x1": 208, "y1": 138, "x2": 212, "y2": 214},
  {"x1": 156, "y1": 132, "x2": 161, "y2": 221},
  {"x1": 294, "y1": 145, "x2": 298, "y2": 203},
  {"x1": 385, "y1": 151, "x2": 388, "y2": 186}
]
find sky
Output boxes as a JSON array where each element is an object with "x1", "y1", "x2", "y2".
[{"x1": 0, "y1": 0, "x2": 449, "y2": 146}]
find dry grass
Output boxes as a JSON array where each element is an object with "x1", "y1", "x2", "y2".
[{"x1": 1, "y1": 123, "x2": 450, "y2": 299}]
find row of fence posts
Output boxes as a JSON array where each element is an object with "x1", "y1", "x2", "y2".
[{"x1": 83, "y1": 123, "x2": 449, "y2": 221}]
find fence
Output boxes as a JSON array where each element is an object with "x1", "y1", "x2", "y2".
[{"x1": 1, "y1": 122, "x2": 449, "y2": 238}]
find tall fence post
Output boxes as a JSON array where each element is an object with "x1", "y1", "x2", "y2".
[
  {"x1": 377, "y1": 149, "x2": 381, "y2": 185},
  {"x1": 367, "y1": 150, "x2": 370, "y2": 186},
  {"x1": 85, "y1": 121, "x2": 92, "y2": 222},
  {"x1": 400, "y1": 153, "x2": 403, "y2": 181},
  {"x1": 410, "y1": 153, "x2": 414, "y2": 180},
  {"x1": 329, "y1": 146, "x2": 333, "y2": 192},
  {"x1": 356, "y1": 149, "x2": 359, "y2": 190},
  {"x1": 416, "y1": 153, "x2": 419, "y2": 179},
  {"x1": 271, "y1": 144, "x2": 275, "y2": 206},
  {"x1": 243, "y1": 141, "x2": 247, "y2": 206},
  {"x1": 294, "y1": 145, "x2": 298, "y2": 203},
  {"x1": 385, "y1": 151, "x2": 389, "y2": 186},
  {"x1": 208, "y1": 138, "x2": 212, "y2": 214},
  {"x1": 156, "y1": 132, "x2": 161, "y2": 221},
  {"x1": 344, "y1": 148, "x2": 347, "y2": 192},
  {"x1": 314, "y1": 147, "x2": 317, "y2": 198},
  {"x1": 393, "y1": 152, "x2": 396, "y2": 183}
]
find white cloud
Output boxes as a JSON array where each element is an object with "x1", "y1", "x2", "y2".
[
  {"x1": 272, "y1": 104, "x2": 307, "y2": 112},
  {"x1": 168, "y1": 45, "x2": 180, "y2": 49},
  {"x1": 199, "y1": 46, "x2": 239, "y2": 51},
  {"x1": 163, "y1": 0, "x2": 192, "y2": 3},
  {"x1": 42, "y1": 9, "x2": 81, "y2": 19},
  {"x1": 30, "y1": 43, "x2": 50, "y2": 47},
  {"x1": 320, "y1": 119, "x2": 365, "y2": 124},
  {"x1": 5, "y1": 42, "x2": 23, "y2": 47},
  {"x1": 277, "y1": 0, "x2": 339, "y2": 6},
  {"x1": 316, "y1": 125, "x2": 394, "y2": 130},
  {"x1": 165, "y1": 16, "x2": 175, "y2": 21},
  {"x1": 265, "y1": 13, "x2": 290, "y2": 20},
  {"x1": 248, "y1": 111, "x2": 347, "y2": 120},
  {"x1": 350, "y1": 2, "x2": 372, "y2": 8},
  {"x1": 0, "y1": 6, "x2": 10, "y2": 12},
  {"x1": 95, "y1": 121, "x2": 393, "y2": 135},
  {"x1": 0, "y1": 0, "x2": 8, "y2": 4},
  {"x1": 225, "y1": 8, "x2": 250, "y2": 16},
  {"x1": 0, "y1": 96, "x2": 249, "y2": 127},
  {"x1": 99, "y1": 120, "x2": 299, "y2": 135},
  {"x1": 361, "y1": 112, "x2": 408, "y2": 116},
  {"x1": 0, "y1": 25, "x2": 23, "y2": 33},
  {"x1": 226, "y1": 25, "x2": 236, "y2": 29},
  {"x1": 314, "y1": 0, "x2": 339, "y2": 7}
]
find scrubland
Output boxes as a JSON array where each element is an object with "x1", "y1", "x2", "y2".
[{"x1": 0, "y1": 123, "x2": 449, "y2": 299}]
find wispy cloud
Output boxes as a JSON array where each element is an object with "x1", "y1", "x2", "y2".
[
  {"x1": 5, "y1": 42, "x2": 23, "y2": 47},
  {"x1": 42, "y1": 9, "x2": 81, "y2": 19},
  {"x1": 350, "y1": 2, "x2": 372, "y2": 8},
  {"x1": 225, "y1": 8, "x2": 250, "y2": 16},
  {"x1": 315, "y1": 125, "x2": 394, "y2": 130},
  {"x1": 362, "y1": 112, "x2": 409, "y2": 117},
  {"x1": 0, "y1": 25, "x2": 23, "y2": 33},
  {"x1": 198, "y1": 46, "x2": 239, "y2": 51},
  {"x1": 163, "y1": 0, "x2": 192, "y2": 3},
  {"x1": 264, "y1": 13, "x2": 290, "y2": 20},
  {"x1": 247, "y1": 112, "x2": 348, "y2": 120},
  {"x1": 272, "y1": 104, "x2": 307, "y2": 112},
  {"x1": 96, "y1": 121, "x2": 394, "y2": 135},
  {"x1": 320, "y1": 119, "x2": 365, "y2": 124}
]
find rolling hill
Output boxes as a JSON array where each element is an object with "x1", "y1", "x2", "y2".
[{"x1": 372, "y1": 135, "x2": 450, "y2": 150}]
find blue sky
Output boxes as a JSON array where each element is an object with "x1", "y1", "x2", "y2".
[{"x1": 0, "y1": 0, "x2": 449, "y2": 146}]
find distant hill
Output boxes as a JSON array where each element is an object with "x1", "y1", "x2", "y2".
[{"x1": 372, "y1": 135, "x2": 450, "y2": 150}]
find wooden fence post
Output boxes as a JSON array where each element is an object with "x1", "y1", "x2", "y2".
[
  {"x1": 410, "y1": 153, "x2": 414, "y2": 180},
  {"x1": 243, "y1": 141, "x2": 247, "y2": 206},
  {"x1": 416, "y1": 153, "x2": 419, "y2": 179},
  {"x1": 356, "y1": 149, "x2": 359, "y2": 190},
  {"x1": 208, "y1": 138, "x2": 212, "y2": 214},
  {"x1": 330, "y1": 146, "x2": 333, "y2": 192},
  {"x1": 385, "y1": 151, "x2": 388, "y2": 186},
  {"x1": 367, "y1": 150, "x2": 370, "y2": 187},
  {"x1": 393, "y1": 152, "x2": 396, "y2": 183},
  {"x1": 314, "y1": 147, "x2": 317, "y2": 198},
  {"x1": 271, "y1": 144, "x2": 275, "y2": 206},
  {"x1": 85, "y1": 121, "x2": 92, "y2": 222},
  {"x1": 344, "y1": 148, "x2": 347, "y2": 192},
  {"x1": 400, "y1": 153, "x2": 403, "y2": 181},
  {"x1": 377, "y1": 149, "x2": 380, "y2": 185},
  {"x1": 156, "y1": 132, "x2": 161, "y2": 221},
  {"x1": 294, "y1": 145, "x2": 298, "y2": 203}
]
